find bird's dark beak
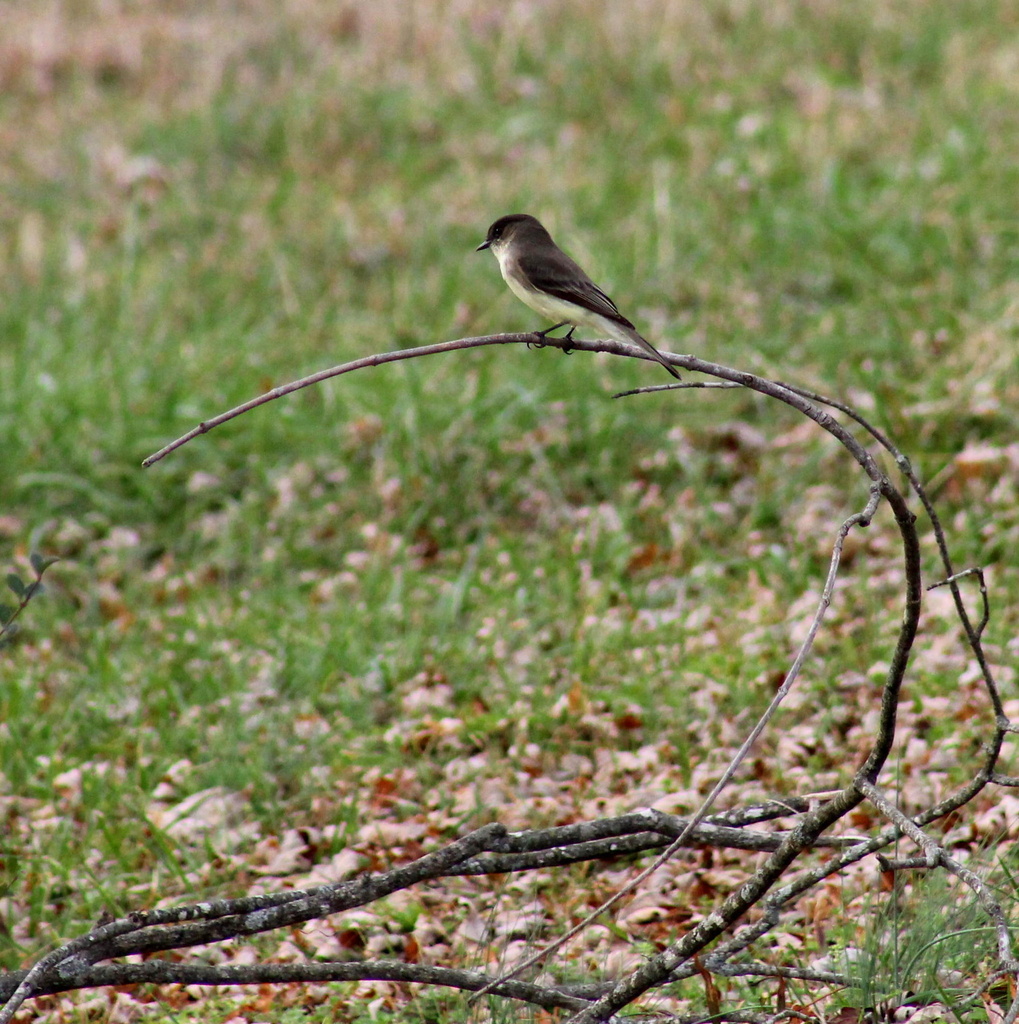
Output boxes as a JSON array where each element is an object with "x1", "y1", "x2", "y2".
[{"x1": 476, "y1": 239, "x2": 490, "y2": 251}]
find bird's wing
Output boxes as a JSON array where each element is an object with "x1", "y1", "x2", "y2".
[{"x1": 516, "y1": 252, "x2": 635, "y2": 329}]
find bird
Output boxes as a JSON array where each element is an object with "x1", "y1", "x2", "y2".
[{"x1": 476, "y1": 213, "x2": 680, "y2": 379}]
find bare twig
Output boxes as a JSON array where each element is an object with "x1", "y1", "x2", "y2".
[
  {"x1": 775, "y1": 381, "x2": 1004, "y2": 720},
  {"x1": 142, "y1": 333, "x2": 688, "y2": 467},
  {"x1": 613, "y1": 381, "x2": 743, "y2": 397},
  {"x1": 928, "y1": 567, "x2": 990, "y2": 640},
  {"x1": 0, "y1": 824, "x2": 509, "y2": 1022},
  {"x1": 0, "y1": 960, "x2": 590, "y2": 1012},
  {"x1": 857, "y1": 779, "x2": 1018, "y2": 971}
]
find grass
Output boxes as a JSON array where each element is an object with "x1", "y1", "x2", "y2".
[
  {"x1": 821, "y1": 865, "x2": 1010, "y2": 1017},
  {"x1": 2, "y1": 1, "x2": 1019, "y2": 1020}
]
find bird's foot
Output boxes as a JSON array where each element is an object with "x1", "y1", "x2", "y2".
[
  {"x1": 561, "y1": 327, "x2": 577, "y2": 354},
  {"x1": 528, "y1": 322, "x2": 569, "y2": 350}
]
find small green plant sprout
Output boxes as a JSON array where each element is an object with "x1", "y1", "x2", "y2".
[{"x1": 0, "y1": 552, "x2": 59, "y2": 650}]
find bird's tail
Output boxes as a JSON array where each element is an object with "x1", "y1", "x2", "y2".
[{"x1": 618, "y1": 325, "x2": 681, "y2": 380}]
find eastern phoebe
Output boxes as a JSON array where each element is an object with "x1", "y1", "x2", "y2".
[{"x1": 476, "y1": 214, "x2": 680, "y2": 379}]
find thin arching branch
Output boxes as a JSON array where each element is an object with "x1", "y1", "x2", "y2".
[{"x1": 141, "y1": 333, "x2": 685, "y2": 467}]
